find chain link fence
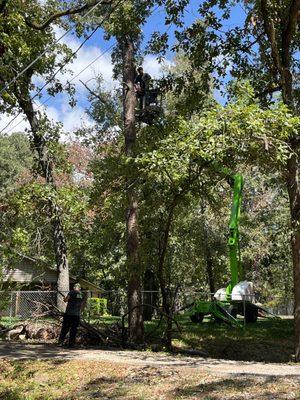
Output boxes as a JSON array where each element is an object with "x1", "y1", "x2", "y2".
[{"x1": 0, "y1": 289, "x2": 294, "y2": 323}]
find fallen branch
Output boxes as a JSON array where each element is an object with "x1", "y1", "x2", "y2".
[{"x1": 121, "y1": 303, "x2": 182, "y2": 345}]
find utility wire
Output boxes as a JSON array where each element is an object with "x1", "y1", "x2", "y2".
[
  {"x1": 2, "y1": 42, "x2": 116, "y2": 134},
  {"x1": 0, "y1": 25, "x2": 100, "y2": 134},
  {"x1": 40, "y1": 41, "x2": 116, "y2": 106},
  {"x1": 0, "y1": 0, "x2": 106, "y2": 97},
  {"x1": 33, "y1": 24, "x2": 100, "y2": 100},
  {"x1": 0, "y1": 0, "x2": 124, "y2": 134}
]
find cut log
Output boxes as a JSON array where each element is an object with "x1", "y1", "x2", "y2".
[{"x1": 7, "y1": 325, "x2": 24, "y2": 341}]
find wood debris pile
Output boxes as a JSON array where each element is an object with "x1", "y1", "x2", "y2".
[{"x1": 0, "y1": 300, "x2": 127, "y2": 347}]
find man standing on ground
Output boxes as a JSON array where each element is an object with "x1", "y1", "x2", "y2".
[
  {"x1": 134, "y1": 66, "x2": 151, "y2": 109},
  {"x1": 58, "y1": 283, "x2": 84, "y2": 348}
]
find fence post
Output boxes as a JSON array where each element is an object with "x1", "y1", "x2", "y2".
[
  {"x1": 9, "y1": 292, "x2": 13, "y2": 323},
  {"x1": 243, "y1": 295, "x2": 246, "y2": 329}
]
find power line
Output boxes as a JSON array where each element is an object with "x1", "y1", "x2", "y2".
[
  {"x1": 0, "y1": 0, "x2": 107, "y2": 97},
  {"x1": 34, "y1": 24, "x2": 101, "y2": 100},
  {"x1": 2, "y1": 42, "x2": 116, "y2": 134},
  {"x1": 0, "y1": 26, "x2": 100, "y2": 134}
]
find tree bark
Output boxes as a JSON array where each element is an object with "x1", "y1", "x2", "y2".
[
  {"x1": 122, "y1": 36, "x2": 144, "y2": 343},
  {"x1": 16, "y1": 86, "x2": 69, "y2": 311},
  {"x1": 258, "y1": 0, "x2": 300, "y2": 360},
  {"x1": 286, "y1": 154, "x2": 300, "y2": 360},
  {"x1": 157, "y1": 198, "x2": 178, "y2": 348},
  {"x1": 201, "y1": 200, "x2": 215, "y2": 295}
]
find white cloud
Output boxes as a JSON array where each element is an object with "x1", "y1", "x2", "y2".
[
  {"x1": 0, "y1": 101, "x2": 91, "y2": 138},
  {"x1": 143, "y1": 55, "x2": 172, "y2": 78},
  {"x1": 1, "y1": 27, "x2": 173, "y2": 137},
  {"x1": 33, "y1": 27, "x2": 115, "y2": 95},
  {"x1": 36, "y1": 99, "x2": 93, "y2": 138}
]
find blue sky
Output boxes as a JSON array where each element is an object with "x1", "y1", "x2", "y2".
[{"x1": 0, "y1": 1, "x2": 246, "y2": 136}]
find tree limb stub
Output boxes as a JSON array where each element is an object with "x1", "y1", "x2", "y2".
[
  {"x1": 79, "y1": 79, "x2": 107, "y2": 103},
  {"x1": 25, "y1": 0, "x2": 113, "y2": 30}
]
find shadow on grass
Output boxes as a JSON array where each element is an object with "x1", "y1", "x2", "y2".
[
  {"x1": 171, "y1": 376, "x2": 292, "y2": 400},
  {"x1": 167, "y1": 316, "x2": 294, "y2": 363},
  {"x1": 0, "y1": 316, "x2": 295, "y2": 364},
  {"x1": 0, "y1": 388, "x2": 25, "y2": 400},
  {"x1": 60, "y1": 371, "x2": 296, "y2": 400}
]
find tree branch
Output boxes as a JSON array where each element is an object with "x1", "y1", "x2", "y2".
[
  {"x1": 242, "y1": 33, "x2": 264, "y2": 53},
  {"x1": 260, "y1": 0, "x2": 282, "y2": 73},
  {"x1": 282, "y1": 0, "x2": 300, "y2": 67},
  {"x1": 79, "y1": 79, "x2": 107, "y2": 103},
  {"x1": 25, "y1": 0, "x2": 112, "y2": 30},
  {"x1": 0, "y1": 0, "x2": 8, "y2": 13},
  {"x1": 256, "y1": 84, "x2": 282, "y2": 98}
]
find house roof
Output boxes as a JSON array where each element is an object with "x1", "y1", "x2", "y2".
[{"x1": 2, "y1": 251, "x2": 103, "y2": 292}]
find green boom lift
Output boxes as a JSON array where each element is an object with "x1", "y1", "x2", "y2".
[{"x1": 189, "y1": 172, "x2": 278, "y2": 327}]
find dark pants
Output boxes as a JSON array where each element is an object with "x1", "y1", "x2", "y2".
[
  {"x1": 137, "y1": 91, "x2": 147, "y2": 109},
  {"x1": 58, "y1": 314, "x2": 80, "y2": 346}
]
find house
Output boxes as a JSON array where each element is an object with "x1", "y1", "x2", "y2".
[
  {"x1": 2, "y1": 255, "x2": 102, "y2": 297},
  {"x1": 1, "y1": 255, "x2": 104, "y2": 318}
]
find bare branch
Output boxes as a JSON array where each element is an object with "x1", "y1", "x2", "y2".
[
  {"x1": 242, "y1": 33, "x2": 264, "y2": 53},
  {"x1": 25, "y1": 0, "x2": 112, "y2": 30},
  {"x1": 79, "y1": 79, "x2": 107, "y2": 103}
]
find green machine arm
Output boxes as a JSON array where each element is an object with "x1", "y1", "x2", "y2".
[{"x1": 226, "y1": 173, "x2": 244, "y2": 295}]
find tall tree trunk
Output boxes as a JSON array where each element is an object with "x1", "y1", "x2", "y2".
[
  {"x1": 259, "y1": 1, "x2": 300, "y2": 359},
  {"x1": 286, "y1": 154, "x2": 300, "y2": 360},
  {"x1": 206, "y1": 255, "x2": 215, "y2": 295},
  {"x1": 281, "y1": 69, "x2": 300, "y2": 361},
  {"x1": 157, "y1": 198, "x2": 178, "y2": 349},
  {"x1": 122, "y1": 36, "x2": 144, "y2": 343},
  {"x1": 16, "y1": 87, "x2": 69, "y2": 311},
  {"x1": 201, "y1": 201, "x2": 215, "y2": 295},
  {"x1": 281, "y1": 24, "x2": 300, "y2": 360}
]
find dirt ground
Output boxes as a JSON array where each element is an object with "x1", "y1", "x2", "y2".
[
  {"x1": 1, "y1": 343, "x2": 300, "y2": 399},
  {"x1": 1, "y1": 342, "x2": 300, "y2": 376}
]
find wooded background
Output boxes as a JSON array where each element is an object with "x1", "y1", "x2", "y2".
[{"x1": 0, "y1": 0, "x2": 299, "y2": 358}]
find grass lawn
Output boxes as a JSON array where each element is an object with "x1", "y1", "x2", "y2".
[
  {"x1": 95, "y1": 314, "x2": 294, "y2": 363},
  {"x1": 169, "y1": 316, "x2": 295, "y2": 363},
  {"x1": 0, "y1": 358, "x2": 299, "y2": 400},
  {"x1": 0, "y1": 317, "x2": 22, "y2": 328},
  {"x1": 0, "y1": 315, "x2": 297, "y2": 399},
  {"x1": 1, "y1": 314, "x2": 294, "y2": 363}
]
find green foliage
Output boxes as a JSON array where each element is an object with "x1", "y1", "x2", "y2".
[
  {"x1": 85, "y1": 297, "x2": 109, "y2": 318},
  {"x1": 0, "y1": 1, "x2": 297, "y2": 317},
  {"x1": 86, "y1": 82, "x2": 296, "y2": 296},
  {"x1": 0, "y1": 133, "x2": 32, "y2": 191},
  {"x1": 0, "y1": 1, "x2": 73, "y2": 113}
]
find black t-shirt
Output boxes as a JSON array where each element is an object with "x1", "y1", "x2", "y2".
[
  {"x1": 134, "y1": 73, "x2": 151, "y2": 92},
  {"x1": 65, "y1": 290, "x2": 83, "y2": 316}
]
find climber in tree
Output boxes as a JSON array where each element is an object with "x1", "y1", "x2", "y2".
[{"x1": 134, "y1": 66, "x2": 151, "y2": 110}]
